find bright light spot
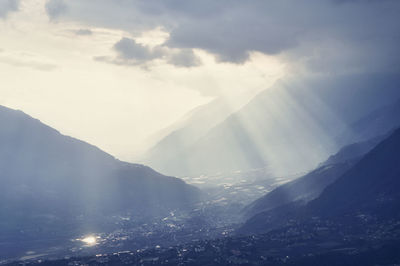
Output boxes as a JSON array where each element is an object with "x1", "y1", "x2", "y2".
[{"x1": 81, "y1": 236, "x2": 97, "y2": 246}]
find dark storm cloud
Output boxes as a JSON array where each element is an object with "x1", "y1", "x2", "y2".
[
  {"x1": 161, "y1": 0, "x2": 400, "y2": 69},
  {"x1": 0, "y1": 0, "x2": 19, "y2": 18},
  {"x1": 44, "y1": 0, "x2": 400, "y2": 72}
]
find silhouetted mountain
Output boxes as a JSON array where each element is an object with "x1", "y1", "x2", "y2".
[
  {"x1": 240, "y1": 127, "x2": 400, "y2": 235},
  {"x1": 0, "y1": 105, "x2": 200, "y2": 237},
  {"x1": 143, "y1": 74, "x2": 400, "y2": 177}
]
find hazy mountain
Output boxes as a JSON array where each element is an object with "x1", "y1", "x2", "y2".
[
  {"x1": 144, "y1": 74, "x2": 400, "y2": 177},
  {"x1": 243, "y1": 134, "x2": 385, "y2": 219},
  {"x1": 0, "y1": 105, "x2": 200, "y2": 235},
  {"x1": 337, "y1": 98, "x2": 400, "y2": 145},
  {"x1": 240, "y1": 127, "x2": 400, "y2": 234},
  {"x1": 309, "y1": 127, "x2": 400, "y2": 218},
  {"x1": 321, "y1": 135, "x2": 384, "y2": 166},
  {"x1": 142, "y1": 98, "x2": 234, "y2": 161},
  {"x1": 141, "y1": 95, "x2": 254, "y2": 173},
  {"x1": 243, "y1": 162, "x2": 353, "y2": 219}
]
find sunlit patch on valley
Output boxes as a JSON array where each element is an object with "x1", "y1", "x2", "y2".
[{"x1": 79, "y1": 236, "x2": 98, "y2": 246}]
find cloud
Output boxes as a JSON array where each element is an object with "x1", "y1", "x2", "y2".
[
  {"x1": 43, "y1": 0, "x2": 400, "y2": 74},
  {"x1": 0, "y1": 0, "x2": 19, "y2": 18},
  {"x1": 74, "y1": 29, "x2": 93, "y2": 36},
  {"x1": 114, "y1": 38, "x2": 163, "y2": 62},
  {"x1": 97, "y1": 37, "x2": 201, "y2": 68},
  {"x1": 45, "y1": 0, "x2": 67, "y2": 20},
  {"x1": 167, "y1": 49, "x2": 201, "y2": 68},
  {"x1": 0, "y1": 56, "x2": 57, "y2": 71}
]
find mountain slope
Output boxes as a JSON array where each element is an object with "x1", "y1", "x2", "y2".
[
  {"x1": 243, "y1": 134, "x2": 385, "y2": 219},
  {"x1": 240, "y1": 127, "x2": 400, "y2": 234},
  {"x1": 321, "y1": 135, "x2": 384, "y2": 166},
  {"x1": 337, "y1": 98, "x2": 400, "y2": 145},
  {"x1": 144, "y1": 74, "x2": 400, "y2": 177},
  {"x1": 243, "y1": 162, "x2": 353, "y2": 219},
  {"x1": 0, "y1": 105, "x2": 200, "y2": 233},
  {"x1": 142, "y1": 98, "x2": 236, "y2": 166},
  {"x1": 309, "y1": 127, "x2": 400, "y2": 217},
  {"x1": 141, "y1": 95, "x2": 256, "y2": 174}
]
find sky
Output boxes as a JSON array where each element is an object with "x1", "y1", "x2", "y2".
[{"x1": 0, "y1": 0, "x2": 399, "y2": 161}]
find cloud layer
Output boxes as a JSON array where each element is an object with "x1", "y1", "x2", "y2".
[
  {"x1": 0, "y1": 0, "x2": 19, "y2": 18},
  {"x1": 45, "y1": 0, "x2": 67, "y2": 20},
  {"x1": 43, "y1": 0, "x2": 400, "y2": 73}
]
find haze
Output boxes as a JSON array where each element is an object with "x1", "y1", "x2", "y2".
[
  {"x1": 0, "y1": 0, "x2": 284, "y2": 160},
  {"x1": 1, "y1": 0, "x2": 399, "y2": 165}
]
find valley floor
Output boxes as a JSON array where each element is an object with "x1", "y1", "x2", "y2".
[
  {"x1": 5, "y1": 215, "x2": 400, "y2": 265},
  {"x1": 0, "y1": 170, "x2": 297, "y2": 265}
]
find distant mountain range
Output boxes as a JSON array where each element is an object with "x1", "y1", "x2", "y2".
[
  {"x1": 0, "y1": 105, "x2": 200, "y2": 241},
  {"x1": 240, "y1": 127, "x2": 400, "y2": 234},
  {"x1": 143, "y1": 74, "x2": 400, "y2": 177},
  {"x1": 141, "y1": 97, "x2": 244, "y2": 170}
]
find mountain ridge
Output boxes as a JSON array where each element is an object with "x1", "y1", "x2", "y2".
[
  {"x1": 0, "y1": 105, "x2": 200, "y2": 238},
  {"x1": 142, "y1": 74, "x2": 400, "y2": 177},
  {"x1": 239, "y1": 127, "x2": 400, "y2": 235}
]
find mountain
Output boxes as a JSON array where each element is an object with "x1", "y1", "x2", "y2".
[
  {"x1": 144, "y1": 74, "x2": 400, "y2": 177},
  {"x1": 243, "y1": 134, "x2": 385, "y2": 219},
  {"x1": 142, "y1": 98, "x2": 236, "y2": 164},
  {"x1": 243, "y1": 162, "x2": 353, "y2": 219},
  {"x1": 141, "y1": 95, "x2": 255, "y2": 174},
  {"x1": 337, "y1": 98, "x2": 400, "y2": 146},
  {"x1": 0, "y1": 105, "x2": 200, "y2": 239},
  {"x1": 320, "y1": 135, "x2": 384, "y2": 166},
  {"x1": 309, "y1": 127, "x2": 400, "y2": 218},
  {"x1": 240, "y1": 127, "x2": 400, "y2": 234}
]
